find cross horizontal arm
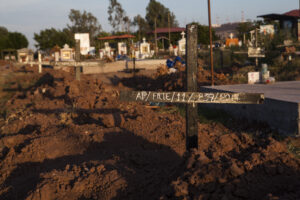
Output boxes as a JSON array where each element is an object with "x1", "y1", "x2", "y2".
[{"x1": 120, "y1": 91, "x2": 264, "y2": 104}]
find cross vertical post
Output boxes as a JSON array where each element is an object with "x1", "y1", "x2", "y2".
[
  {"x1": 38, "y1": 51, "x2": 42, "y2": 73},
  {"x1": 186, "y1": 24, "x2": 198, "y2": 150},
  {"x1": 75, "y1": 40, "x2": 81, "y2": 81}
]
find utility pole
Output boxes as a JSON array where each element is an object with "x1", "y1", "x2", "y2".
[
  {"x1": 138, "y1": 16, "x2": 141, "y2": 42},
  {"x1": 168, "y1": 12, "x2": 171, "y2": 55},
  {"x1": 155, "y1": 18, "x2": 158, "y2": 57},
  {"x1": 208, "y1": 0, "x2": 214, "y2": 86}
]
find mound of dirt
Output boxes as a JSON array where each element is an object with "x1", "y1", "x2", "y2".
[{"x1": 0, "y1": 64, "x2": 299, "y2": 200}]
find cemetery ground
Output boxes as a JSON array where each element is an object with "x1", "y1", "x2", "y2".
[{"x1": 0, "y1": 61, "x2": 299, "y2": 200}]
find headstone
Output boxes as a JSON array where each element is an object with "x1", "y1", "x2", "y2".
[
  {"x1": 118, "y1": 42, "x2": 127, "y2": 55},
  {"x1": 17, "y1": 48, "x2": 34, "y2": 63},
  {"x1": 54, "y1": 52, "x2": 60, "y2": 62},
  {"x1": 178, "y1": 32, "x2": 186, "y2": 56},
  {"x1": 248, "y1": 72, "x2": 260, "y2": 84},
  {"x1": 60, "y1": 44, "x2": 74, "y2": 61},
  {"x1": 140, "y1": 38, "x2": 151, "y2": 59}
]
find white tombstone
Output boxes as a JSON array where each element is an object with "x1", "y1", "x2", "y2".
[
  {"x1": 99, "y1": 50, "x2": 104, "y2": 59},
  {"x1": 178, "y1": 32, "x2": 186, "y2": 56},
  {"x1": 104, "y1": 42, "x2": 114, "y2": 57},
  {"x1": 60, "y1": 44, "x2": 74, "y2": 61},
  {"x1": 248, "y1": 72, "x2": 260, "y2": 84},
  {"x1": 54, "y1": 52, "x2": 60, "y2": 62},
  {"x1": 139, "y1": 38, "x2": 151, "y2": 59},
  {"x1": 169, "y1": 44, "x2": 174, "y2": 55},
  {"x1": 118, "y1": 42, "x2": 127, "y2": 55}
]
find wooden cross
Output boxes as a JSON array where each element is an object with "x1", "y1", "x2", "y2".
[{"x1": 121, "y1": 24, "x2": 264, "y2": 151}]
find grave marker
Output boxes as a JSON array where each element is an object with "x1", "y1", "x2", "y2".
[{"x1": 120, "y1": 24, "x2": 265, "y2": 150}]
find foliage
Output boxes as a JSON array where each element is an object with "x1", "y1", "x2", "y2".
[
  {"x1": 67, "y1": 9, "x2": 102, "y2": 45},
  {"x1": 269, "y1": 58, "x2": 300, "y2": 81},
  {"x1": 145, "y1": 0, "x2": 178, "y2": 31},
  {"x1": 6, "y1": 32, "x2": 29, "y2": 49},
  {"x1": 34, "y1": 28, "x2": 75, "y2": 51},
  {"x1": 0, "y1": 26, "x2": 28, "y2": 50},
  {"x1": 190, "y1": 22, "x2": 219, "y2": 45},
  {"x1": 236, "y1": 21, "x2": 256, "y2": 41},
  {"x1": 108, "y1": 0, "x2": 131, "y2": 32},
  {"x1": 132, "y1": 14, "x2": 150, "y2": 40}
]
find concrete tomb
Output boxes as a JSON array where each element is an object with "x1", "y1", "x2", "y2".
[
  {"x1": 139, "y1": 38, "x2": 151, "y2": 59},
  {"x1": 60, "y1": 44, "x2": 74, "y2": 61},
  {"x1": 118, "y1": 42, "x2": 127, "y2": 55},
  {"x1": 17, "y1": 48, "x2": 34, "y2": 63},
  {"x1": 100, "y1": 42, "x2": 114, "y2": 59}
]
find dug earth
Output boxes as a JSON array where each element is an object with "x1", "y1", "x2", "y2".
[{"x1": 0, "y1": 64, "x2": 299, "y2": 200}]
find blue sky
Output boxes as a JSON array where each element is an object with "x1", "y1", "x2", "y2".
[{"x1": 0, "y1": 0, "x2": 298, "y2": 48}]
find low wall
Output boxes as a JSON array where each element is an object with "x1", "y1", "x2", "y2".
[
  {"x1": 82, "y1": 59, "x2": 165, "y2": 74},
  {"x1": 201, "y1": 87, "x2": 300, "y2": 136}
]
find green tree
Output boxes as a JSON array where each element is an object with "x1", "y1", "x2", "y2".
[
  {"x1": 191, "y1": 23, "x2": 218, "y2": 45},
  {"x1": 145, "y1": 0, "x2": 178, "y2": 31},
  {"x1": 132, "y1": 15, "x2": 149, "y2": 39},
  {"x1": 7, "y1": 32, "x2": 28, "y2": 49},
  {"x1": 0, "y1": 27, "x2": 9, "y2": 50},
  {"x1": 67, "y1": 9, "x2": 102, "y2": 45},
  {"x1": 0, "y1": 27, "x2": 28, "y2": 50},
  {"x1": 236, "y1": 21, "x2": 256, "y2": 41},
  {"x1": 108, "y1": 0, "x2": 131, "y2": 32},
  {"x1": 34, "y1": 28, "x2": 75, "y2": 51}
]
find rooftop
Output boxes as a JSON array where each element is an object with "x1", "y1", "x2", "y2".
[{"x1": 98, "y1": 34, "x2": 135, "y2": 40}]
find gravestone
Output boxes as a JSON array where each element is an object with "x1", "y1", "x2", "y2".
[
  {"x1": 17, "y1": 48, "x2": 34, "y2": 63},
  {"x1": 178, "y1": 31, "x2": 186, "y2": 56},
  {"x1": 60, "y1": 44, "x2": 74, "y2": 61},
  {"x1": 140, "y1": 38, "x2": 151, "y2": 59},
  {"x1": 120, "y1": 24, "x2": 264, "y2": 151},
  {"x1": 118, "y1": 42, "x2": 127, "y2": 55}
]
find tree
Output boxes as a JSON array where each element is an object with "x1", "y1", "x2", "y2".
[
  {"x1": 108, "y1": 0, "x2": 131, "y2": 32},
  {"x1": 67, "y1": 9, "x2": 102, "y2": 45},
  {"x1": 145, "y1": 0, "x2": 178, "y2": 31},
  {"x1": 34, "y1": 28, "x2": 75, "y2": 51},
  {"x1": 0, "y1": 27, "x2": 28, "y2": 50},
  {"x1": 191, "y1": 23, "x2": 218, "y2": 45},
  {"x1": 0, "y1": 27, "x2": 9, "y2": 50},
  {"x1": 236, "y1": 21, "x2": 256, "y2": 41},
  {"x1": 6, "y1": 32, "x2": 28, "y2": 49},
  {"x1": 132, "y1": 15, "x2": 149, "y2": 39}
]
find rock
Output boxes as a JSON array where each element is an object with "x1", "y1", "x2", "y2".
[
  {"x1": 100, "y1": 113, "x2": 124, "y2": 128},
  {"x1": 97, "y1": 165, "x2": 105, "y2": 173},
  {"x1": 0, "y1": 144, "x2": 9, "y2": 158},
  {"x1": 230, "y1": 163, "x2": 244, "y2": 177},
  {"x1": 65, "y1": 164, "x2": 70, "y2": 171}
]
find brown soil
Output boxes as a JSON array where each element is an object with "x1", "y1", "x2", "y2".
[{"x1": 0, "y1": 64, "x2": 299, "y2": 200}]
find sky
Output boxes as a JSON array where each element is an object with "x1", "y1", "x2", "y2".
[{"x1": 0, "y1": 0, "x2": 298, "y2": 48}]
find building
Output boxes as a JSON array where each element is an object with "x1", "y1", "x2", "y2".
[{"x1": 258, "y1": 9, "x2": 300, "y2": 41}]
